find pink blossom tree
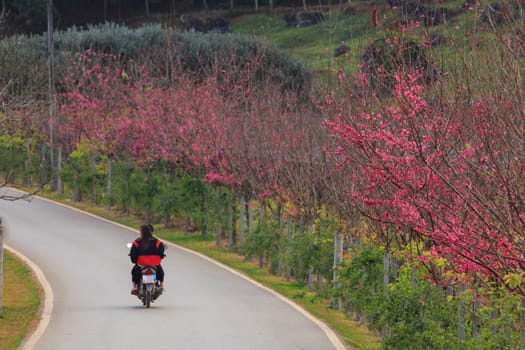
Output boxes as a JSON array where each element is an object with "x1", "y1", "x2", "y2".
[{"x1": 324, "y1": 70, "x2": 525, "y2": 294}]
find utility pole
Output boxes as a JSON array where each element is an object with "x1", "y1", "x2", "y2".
[{"x1": 47, "y1": 0, "x2": 56, "y2": 191}]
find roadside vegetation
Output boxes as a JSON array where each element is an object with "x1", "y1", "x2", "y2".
[
  {"x1": 0, "y1": 251, "x2": 41, "y2": 350},
  {"x1": 2, "y1": 0, "x2": 525, "y2": 349}
]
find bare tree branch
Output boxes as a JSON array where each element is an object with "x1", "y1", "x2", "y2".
[{"x1": 0, "y1": 183, "x2": 45, "y2": 202}]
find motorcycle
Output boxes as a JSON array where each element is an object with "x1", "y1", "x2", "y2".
[
  {"x1": 127, "y1": 243, "x2": 164, "y2": 308},
  {"x1": 136, "y1": 265, "x2": 162, "y2": 308}
]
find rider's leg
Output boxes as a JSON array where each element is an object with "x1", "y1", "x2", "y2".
[
  {"x1": 131, "y1": 265, "x2": 141, "y2": 293},
  {"x1": 157, "y1": 265, "x2": 165, "y2": 289}
]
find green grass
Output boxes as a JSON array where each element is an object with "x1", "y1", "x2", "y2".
[
  {"x1": 0, "y1": 251, "x2": 41, "y2": 350},
  {"x1": 232, "y1": 9, "x2": 375, "y2": 72},
  {"x1": 231, "y1": 1, "x2": 505, "y2": 77}
]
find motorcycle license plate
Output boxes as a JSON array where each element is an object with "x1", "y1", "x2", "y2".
[{"x1": 142, "y1": 275, "x2": 155, "y2": 284}]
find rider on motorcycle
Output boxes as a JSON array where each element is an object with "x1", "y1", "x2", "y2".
[{"x1": 129, "y1": 224, "x2": 166, "y2": 295}]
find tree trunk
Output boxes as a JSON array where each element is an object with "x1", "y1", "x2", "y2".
[
  {"x1": 40, "y1": 143, "x2": 47, "y2": 186},
  {"x1": 277, "y1": 213, "x2": 284, "y2": 277},
  {"x1": 458, "y1": 283, "x2": 466, "y2": 345},
  {"x1": 490, "y1": 307, "x2": 498, "y2": 334},
  {"x1": 473, "y1": 295, "x2": 481, "y2": 339},
  {"x1": 307, "y1": 265, "x2": 314, "y2": 291},
  {"x1": 383, "y1": 250, "x2": 390, "y2": 296},
  {"x1": 7, "y1": 144, "x2": 14, "y2": 184},
  {"x1": 247, "y1": 200, "x2": 253, "y2": 239},
  {"x1": 215, "y1": 187, "x2": 221, "y2": 247},
  {"x1": 382, "y1": 248, "x2": 390, "y2": 340},
  {"x1": 307, "y1": 223, "x2": 314, "y2": 290},
  {"x1": 107, "y1": 158, "x2": 112, "y2": 209},
  {"x1": 239, "y1": 196, "x2": 245, "y2": 247},
  {"x1": 56, "y1": 146, "x2": 63, "y2": 195},
  {"x1": 227, "y1": 194, "x2": 234, "y2": 252},
  {"x1": 285, "y1": 216, "x2": 292, "y2": 282},
  {"x1": 332, "y1": 231, "x2": 342, "y2": 309},
  {"x1": 73, "y1": 168, "x2": 81, "y2": 202},
  {"x1": 202, "y1": 192, "x2": 209, "y2": 237},
  {"x1": 258, "y1": 202, "x2": 265, "y2": 267},
  {"x1": 184, "y1": 200, "x2": 190, "y2": 233},
  {"x1": 296, "y1": 221, "x2": 304, "y2": 285},
  {"x1": 391, "y1": 256, "x2": 397, "y2": 282},
  {"x1": 24, "y1": 142, "x2": 32, "y2": 186},
  {"x1": 90, "y1": 156, "x2": 95, "y2": 205},
  {"x1": 145, "y1": 0, "x2": 149, "y2": 16}
]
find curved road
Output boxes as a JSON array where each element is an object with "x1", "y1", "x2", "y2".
[{"x1": 0, "y1": 189, "x2": 345, "y2": 350}]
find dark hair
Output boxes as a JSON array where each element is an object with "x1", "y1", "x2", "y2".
[{"x1": 140, "y1": 224, "x2": 153, "y2": 249}]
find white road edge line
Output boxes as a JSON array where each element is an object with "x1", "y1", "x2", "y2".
[
  {"x1": 7, "y1": 188, "x2": 348, "y2": 350},
  {"x1": 4, "y1": 244, "x2": 54, "y2": 350},
  {"x1": 172, "y1": 244, "x2": 349, "y2": 350}
]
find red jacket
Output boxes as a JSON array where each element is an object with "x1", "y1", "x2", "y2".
[{"x1": 129, "y1": 238, "x2": 165, "y2": 266}]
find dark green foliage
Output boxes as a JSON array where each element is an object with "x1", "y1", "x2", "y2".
[
  {"x1": 60, "y1": 145, "x2": 107, "y2": 204},
  {"x1": 156, "y1": 171, "x2": 212, "y2": 231},
  {"x1": 361, "y1": 37, "x2": 435, "y2": 94},
  {"x1": 3, "y1": 0, "x2": 46, "y2": 34},
  {"x1": 291, "y1": 218, "x2": 335, "y2": 287},
  {"x1": 243, "y1": 220, "x2": 279, "y2": 267},
  {"x1": 175, "y1": 30, "x2": 310, "y2": 91},
  {"x1": 0, "y1": 35, "x2": 48, "y2": 105},
  {"x1": 333, "y1": 244, "x2": 523, "y2": 349},
  {"x1": 337, "y1": 244, "x2": 384, "y2": 323},
  {"x1": 0, "y1": 135, "x2": 40, "y2": 185},
  {"x1": 53, "y1": 23, "x2": 170, "y2": 58},
  {"x1": 0, "y1": 23, "x2": 310, "y2": 104},
  {"x1": 380, "y1": 268, "x2": 456, "y2": 350}
]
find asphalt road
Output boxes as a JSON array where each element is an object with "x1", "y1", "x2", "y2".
[{"x1": 0, "y1": 189, "x2": 345, "y2": 350}]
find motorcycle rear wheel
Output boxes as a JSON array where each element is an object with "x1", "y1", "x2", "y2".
[{"x1": 145, "y1": 290, "x2": 151, "y2": 308}]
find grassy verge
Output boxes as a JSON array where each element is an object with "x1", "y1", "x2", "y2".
[
  {"x1": 160, "y1": 230, "x2": 379, "y2": 350},
  {"x1": 39, "y1": 189, "x2": 379, "y2": 349},
  {"x1": 0, "y1": 251, "x2": 41, "y2": 350}
]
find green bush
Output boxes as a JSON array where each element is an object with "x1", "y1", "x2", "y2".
[
  {"x1": 380, "y1": 267, "x2": 456, "y2": 350},
  {"x1": 0, "y1": 23, "x2": 311, "y2": 104},
  {"x1": 243, "y1": 220, "x2": 279, "y2": 267}
]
